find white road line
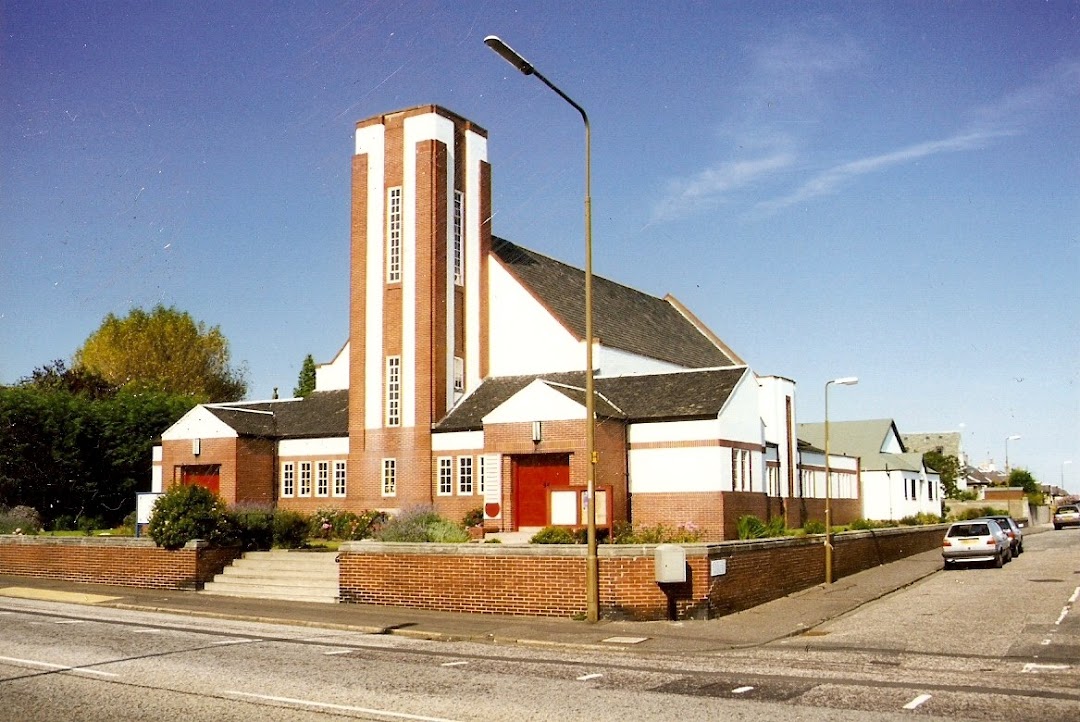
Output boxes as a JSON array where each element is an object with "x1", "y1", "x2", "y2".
[
  {"x1": 223, "y1": 691, "x2": 463, "y2": 722},
  {"x1": 0, "y1": 655, "x2": 117, "y2": 677},
  {"x1": 1069, "y1": 586, "x2": 1079, "y2": 604},
  {"x1": 732, "y1": 686, "x2": 754, "y2": 694},
  {"x1": 212, "y1": 639, "x2": 255, "y2": 646},
  {"x1": 1041, "y1": 639, "x2": 1052, "y2": 645},
  {"x1": 323, "y1": 649, "x2": 353, "y2": 656},
  {"x1": 903, "y1": 694, "x2": 932, "y2": 710},
  {"x1": 1022, "y1": 663, "x2": 1071, "y2": 673},
  {"x1": 1055, "y1": 608, "x2": 1068, "y2": 625},
  {"x1": 576, "y1": 673, "x2": 603, "y2": 681},
  {"x1": 131, "y1": 628, "x2": 164, "y2": 634},
  {"x1": 440, "y1": 661, "x2": 468, "y2": 667},
  {"x1": 52, "y1": 619, "x2": 86, "y2": 625}
]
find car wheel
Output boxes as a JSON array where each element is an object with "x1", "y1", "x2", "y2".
[
  {"x1": 943, "y1": 560, "x2": 954, "y2": 570},
  {"x1": 994, "y1": 552, "x2": 1004, "y2": 568},
  {"x1": 1055, "y1": 525, "x2": 1062, "y2": 530}
]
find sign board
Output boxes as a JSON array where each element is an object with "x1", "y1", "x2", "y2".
[
  {"x1": 710, "y1": 558, "x2": 728, "y2": 577},
  {"x1": 481, "y1": 454, "x2": 502, "y2": 520}
]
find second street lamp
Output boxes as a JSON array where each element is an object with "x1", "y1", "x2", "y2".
[
  {"x1": 484, "y1": 35, "x2": 599, "y2": 624},
  {"x1": 824, "y1": 376, "x2": 858, "y2": 585},
  {"x1": 1005, "y1": 434, "x2": 1021, "y2": 474}
]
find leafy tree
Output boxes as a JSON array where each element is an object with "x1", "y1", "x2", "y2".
[
  {"x1": 1008, "y1": 468, "x2": 1039, "y2": 494},
  {"x1": 924, "y1": 451, "x2": 961, "y2": 499},
  {"x1": 23, "y1": 360, "x2": 117, "y2": 400},
  {"x1": 74, "y1": 305, "x2": 247, "y2": 402},
  {"x1": 293, "y1": 354, "x2": 317, "y2": 398}
]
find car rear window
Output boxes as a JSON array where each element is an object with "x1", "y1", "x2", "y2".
[
  {"x1": 948, "y1": 524, "x2": 989, "y2": 537},
  {"x1": 1058, "y1": 506, "x2": 1078, "y2": 513}
]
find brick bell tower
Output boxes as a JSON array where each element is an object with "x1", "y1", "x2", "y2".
[{"x1": 348, "y1": 106, "x2": 491, "y2": 510}]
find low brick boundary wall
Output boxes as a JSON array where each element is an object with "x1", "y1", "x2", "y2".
[
  {"x1": 0, "y1": 536, "x2": 241, "y2": 590},
  {"x1": 340, "y1": 524, "x2": 947, "y2": 620}
]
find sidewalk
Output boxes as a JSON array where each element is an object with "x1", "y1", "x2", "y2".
[{"x1": 0, "y1": 547, "x2": 949, "y2": 656}]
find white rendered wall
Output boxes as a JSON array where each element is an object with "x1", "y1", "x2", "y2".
[
  {"x1": 598, "y1": 346, "x2": 685, "y2": 376},
  {"x1": 356, "y1": 122, "x2": 386, "y2": 430},
  {"x1": 315, "y1": 342, "x2": 350, "y2": 391},
  {"x1": 881, "y1": 426, "x2": 904, "y2": 454},
  {"x1": 488, "y1": 260, "x2": 582, "y2": 375},
  {"x1": 151, "y1": 446, "x2": 163, "y2": 493},
  {"x1": 483, "y1": 380, "x2": 585, "y2": 424},
  {"x1": 278, "y1": 437, "x2": 350, "y2": 457},
  {"x1": 432, "y1": 430, "x2": 484, "y2": 451},
  {"x1": 714, "y1": 369, "x2": 761, "y2": 442},
  {"x1": 464, "y1": 129, "x2": 487, "y2": 393},
  {"x1": 161, "y1": 407, "x2": 238, "y2": 440},
  {"x1": 629, "y1": 418, "x2": 721, "y2": 444},
  {"x1": 629, "y1": 446, "x2": 727, "y2": 493}
]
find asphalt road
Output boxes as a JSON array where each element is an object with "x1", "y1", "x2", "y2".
[{"x1": 1, "y1": 529, "x2": 1077, "y2": 721}]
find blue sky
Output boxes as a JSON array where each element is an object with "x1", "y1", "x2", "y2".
[{"x1": 2, "y1": 1, "x2": 1077, "y2": 490}]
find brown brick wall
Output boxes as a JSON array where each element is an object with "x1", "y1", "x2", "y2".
[
  {"x1": 338, "y1": 525, "x2": 946, "y2": 620},
  {"x1": 0, "y1": 537, "x2": 241, "y2": 590}
]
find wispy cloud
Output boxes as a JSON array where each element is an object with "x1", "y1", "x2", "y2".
[
  {"x1": 652, "y1": 153, "x2": 794, "y2": 221},
  {"x1": 755, "y1": 129, "x2": 1010, "y2": 213}
]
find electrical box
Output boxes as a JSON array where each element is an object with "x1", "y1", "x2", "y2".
[{"x1": 654, "y1": 544, "x2": 687, "y2": 583}]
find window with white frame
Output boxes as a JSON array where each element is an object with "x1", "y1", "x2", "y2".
[
  {"x1": 732, "y1": 449, "x2": 751, "y2": 491},
  {"x1": 386, "y1": 355, "x2": 401, "y2": 427},
  {"x1": 453, "y1": 356, "x2": 464, "y2": 394},
  {"x1": 767, "y1": 465, "x2": 781, "y2": 497},
  {"x1": 316, "y1": 461, "x2": 329, "y2": 497},
  {"x1": 457, "y1": 456, "x2": 473, "y2": 495},
  {"x1": 386, "y1": 186, "x2": 402, "y2": 283},
  {"x1": 298, "y1": 461, "x2": 312, "y2": 497},
  {"x1": 281, "y1": 462, "x2": 295, "y2": 498},
  {"x1": 452, "y1": 190, "x2": 464, "y2": 285},
  {"x1": 438, "y1": 457, "x2": 453, "y2": 495},
  {"x1": 333, "y1": 460, "x2": 347, "y2": 497},
  {"x1": 382, "y1": 458, "x2": 396, "y2": 497}
]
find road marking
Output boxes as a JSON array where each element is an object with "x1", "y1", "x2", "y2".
[
  {"x1": 1022, "y1": 663, "x2": 1070, "y2": 673},
  {"x1": 53, "y1": 619, "x2": 86, "y2": 625},
  {"x1": 440, "y1": 661, "x2": 468, "y2": 667},
  {"x1": 1069, "y1": 586, "x2": 1079, "y2": 604},
  {"x1": 577, "y1": 673, "x2": 603, "y2": 681},
  {"x1": 0, "y1": 655, "x2": 117, "y2": 677},
  {"x1": 223, "y1": 691, "x2": 463, "y2": 722},
  {"x1": 131, "y1": 628, "x2": 164, "y2": 634},
  {"x1": 323, "y1": 649, "x2": 353, "y2": 656},
  {"x1": 212, "y1": 639, "x2": 255, "y2": 646},
  {"x1": 602, "y1": 636, "x2": 649, "y2": 645},
  {"x1": 1041, "y1": 639, "x2": 1052, "y2": 645},
  {"x1": 732, "y1": 686, "x2": 754, "y2": 694},
  {"x1": 903, "y1": 694, "x2": 932, "y2": 710},
  {"x1": 1055, "y1": 608, "x2": 1068, "y2": 625}
]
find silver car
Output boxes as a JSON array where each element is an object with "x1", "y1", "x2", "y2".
[
  {"x1": 976, "y1": 515, "x2": 1024, "y2": 556},
  {"x1": 942, "y1": 519, "x2": 1011, "y2": 569}
]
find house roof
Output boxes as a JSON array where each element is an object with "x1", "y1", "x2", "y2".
[
  {"x1": 798, "y1": 418, "x2": 923, "y2": 473},
  {"x1": 206, "y1": 390, "x2": 349, "y2": 439},
  {"x1": 901, "y1": 431, "x2": 962, "y2": 459},
  {"x1": 492, "y1": 237, "x2": 737, "y2": 369},
  {"x1": 435, "y1": 367, "x2": 747, "y2": 432}
]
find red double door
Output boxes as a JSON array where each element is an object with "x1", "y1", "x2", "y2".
[
  {"x1": 513, "y1": 454, "x2": 570, "y2": 528},
  {"x1": 181, "y1": 465, "x2": 221, "y2": 494}
]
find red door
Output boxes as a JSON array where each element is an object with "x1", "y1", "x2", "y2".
[
  {"x1": 181, "y1": 465, "x2": 221, "y2": 494},
  {"x1": 513, "y1": 454, "x2": 570, "y2": 528}
]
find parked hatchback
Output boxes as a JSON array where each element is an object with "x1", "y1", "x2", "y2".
[
  {"x1": 975, "y1": 515, "x2": 1024, "y2": 556},
  {"x1": 942, "y1": 520, "x2": 1011, "y2": 569},
  {"x1": 1053, "y1": 504, "x2": 1080, "y2": 530}
]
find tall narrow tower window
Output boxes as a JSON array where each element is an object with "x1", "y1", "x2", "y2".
[
  {"x1": 452, "y1": 190, "x2": 464, "y2": 285},
  {"x1": 385, "y1": 355, "x2": 401, "y2": 427},
  {"x1": 387, "y1": 186, "x2": 402, "y2": 283}
]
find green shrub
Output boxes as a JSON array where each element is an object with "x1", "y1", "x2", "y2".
[
  {"x1": 462, "y1": 507, "x2": 484, "y2": 528},
  {"x1": 737, "y1": 515, "x2": 767, "y2": 539},
  {"x1": 803, "y1": 520, "x2": 826, "y2": 535},
  {"x1": 483, "y1": 537, "x2": 503, "y2": 543},
  {"x1": 272, "y1": 510, "x2": 310, "y2": 549},
  {"x1": 229, "y1": 503, "x2": 275, "y2": 550},
  {"x1": 147, "y1": 484, "x2": 234, "y2": 549},
  {"x1": 0, "y1": 505, "x2": 43, "y2": 534},
  {"x1": 530, "y1": 526, "x2": 578, "y2": 544},
  {"x1": 308, "y1": 507, "x2": 387, "y2": 541},
  {"x1": 610, "y1": 520, "x2": 636, "y2": 544},
  {"x1": 953, "y1": 506, "x2": 1008, "y2": 521},
  {"x1": 375, "y1": 506, "x2": 467, "y2": 543},
  {"x1": 119, "y1": 511, "x2": 138, "y2": 536},
  {"x1": 849, "y1": 518, "x2": 877, "y2": 530},
  {"x1": 572, "y1": 526, "x2": 611, "y2": 544},
  {"x1": 764, "y1": 516, "x2": 787, "y2": 538}
]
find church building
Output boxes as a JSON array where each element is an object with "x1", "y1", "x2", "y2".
[{"x1": 153, "y1": 105, "x2": 859, "y2": 540}]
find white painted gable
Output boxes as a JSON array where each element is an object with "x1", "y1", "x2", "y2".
[
  {"x1": 315, "y1": 341, "x2": 350, "y2": 391},
  {"x1": 482, "y1": 379, "x2": 586, "y2": 425},
  {"x1": 161, "y1": 406, "x2": 239, "y2": 441},
  {"x1": 881, "y1": 424, "x2": 904, "y2": 454}
]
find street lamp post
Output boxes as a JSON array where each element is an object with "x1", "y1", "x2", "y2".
[
  {"x1": 485, "y1": 35, "x2": 599, "y2": 623},
  {"x1": 1005, "y1": 434, "x2": 1021, "y2": 474},
  {"x1": 1062, "y1": 460, "x2": 1073, "y2": 488},
  {"x1": 824, "y1": 376, "x2": 858, "y2": 585}
]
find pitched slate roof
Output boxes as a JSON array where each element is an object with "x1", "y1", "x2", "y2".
[
  {"x1": 798, "y1": 419, "x2": 923, "y2": 473},
  {"x1": 901, "y1": 432, "x2": 962, "y2": 459},
  {"x1": 492, "y1": 237, "x2": 737, "y2": 369},
  {"x1": 206, "y1": 390, "x2": 349, "y2": 439},
  {"x1": 434, "y1": 367, "x2": 747, "y2": 432}
]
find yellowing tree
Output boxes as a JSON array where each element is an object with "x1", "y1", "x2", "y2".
[{"x1": 74, "y1": 305, "x2": 247, "y2": 402}]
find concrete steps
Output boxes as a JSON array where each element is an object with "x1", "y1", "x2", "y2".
[{"x1": 200, "y1": 550, "x2": 340, "y2": 604}]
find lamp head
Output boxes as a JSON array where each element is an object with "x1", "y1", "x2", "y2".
[
  {"x1": 484, "y1": 35, "x2": 534, "y2": 76},
  {"x1": 1007, "y1": 434, "x2": 1022, "y2": 441},
  {"x1": 829, "y1": 376, "x2": 859, "y2": 386}
]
